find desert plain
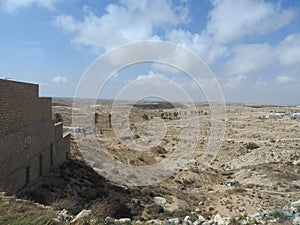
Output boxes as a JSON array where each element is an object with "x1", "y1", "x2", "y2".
[{"x1": 51, "y1": 98, "x2": 300, "y2": 220}]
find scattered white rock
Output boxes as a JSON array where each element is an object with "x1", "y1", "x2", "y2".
[
  {"x1": 202, "y1": 221, "x2": 213, "y2": 225},
  {"x1": 293, "y1": 216, "x2": 300, "y2": 225},
  {"x1": 146, "y1": 219, "x2": 162, "y2": 224},
  {"x1": 71, "y1": 209, "x2": 91, "y2": 223},
  {"x1": 213, "y1": 214, "x2": 230, "y2": 225},
  {"x1": 51, "y1": 198, "x2": 300, "y2": 225},
  {"x1": 56, "y1": 209, "x2": 73, "y2": 222},
  {"x1": 52, "y1": 218, "x2": 61, "y2": 223},
  {"x1": 248, "y1": 212, "x2": 261, "y2": 218},
  {"x1": 292, "y1": 199, "x2": 300, "y2": 207},
  {"x1": 115, "y1": 218, "x2": 131, "y2": 223},
  {"x1": 183, "y1": 215, "x2": 193, "y2": 225},
  {"x1": 197, "y1": 215, "x2": 206, "y2": 223},
  {"x1": 154, "y1": 196, "x2": 167, "y2": 205},
  {"x1": 168, "y1": 217, "x2": 180, "y2": 224},
  {"x1": 193, "y1": 217, "x2": 206, "y2": 225},
  {"x1": 183, "y1": 215, "x2": 191, "y2": 222},
  {"x1": 104, "y1": 216, "x2": 114, "y2": 224},
  {"x1": 195, "y1": 207, "x2": 200, "y2": 212},
  {"x1": 193, "y1": 220, "x2": 202, "y2": 225},
  {"x1": 213, "y1": 214, "x2": 222, "y2": 223},
  {"x1": 293, "y1": 159, "x2": 300, "y2": 165}
]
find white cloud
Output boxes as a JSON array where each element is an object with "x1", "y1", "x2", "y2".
[
  {"x1": 52, "y1": 0, "x2": 296, "y2": 71},
  {"x1": 276, "y1": 32, "x2": 300, "y2": 66},
  {"x1": 221, "y1": 32, "x2": 300, "y2": 76},
  {"x1": 0, "y1": 0, "x2": 60, "y2": 14},
  {"x1": 53, "y1": 15, "x2": 77, "y2": 32},
  {"x1": 165, "y1": 29, "x2": 228, "y2": 64},
  {"x1": 114, "y1": 71, "x2": 194, "y2": 101},
  {"x1": 222, "y1": 43, "x2": 275, "y2": 75},
  {"x1": 255, "y1": 80, "x2": 267, "y2": 87},
  {"x1": 135, "y1": 71, "x2": 166, "y2": 84},
  {"x1": 225, "y1": 74, "x2": 247, "y2": 88},
  {"x1": 151, "y1": 62, "x2": 182, "y2": 74},
  {"x1": 275, "y1": 74, "x2": 293, "y2": 84},
  {"x1": 52, "y1": 75, "x2": 67, "y2": 83},
  {"x1": 53, "y1": 0, "x2": 189, "y2": 53},
  {"x1": 207, "y1": 0, "x2": 295, "y2": 43},
  {"x1": 116, "y1": 71, "x2": 221, "y2": 102},
  {"x1": 99, "y1": 40, "x2": 215, "y2": 81}
]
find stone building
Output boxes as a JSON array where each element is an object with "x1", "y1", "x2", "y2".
[{"x1": 0, "y1": 79, "x2": 70, "y2": 193}]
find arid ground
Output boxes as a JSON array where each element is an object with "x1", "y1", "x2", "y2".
[{"x1": 52, "y1": 98, "x2": 300, "y2": 219}]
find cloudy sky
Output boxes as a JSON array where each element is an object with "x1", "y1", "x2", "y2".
[{"x1": 0, "y1": 0, "x2": 299, "y2": 104}]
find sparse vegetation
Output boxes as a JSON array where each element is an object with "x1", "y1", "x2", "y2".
[
  {"x1": 269, "y1": 209, "x2": 287, "y2": 220},
  {"x1": 5, "y1": 100, "x2": 300, "y2": 224},
  {"x1": 138, "y1": 155, "x2": 145, "y2": 162},
  {"x1": 0, "y1": 197, "x2": 56, "y2": 225},
  {"x1": 245, "y1": 142, "x2": 259, "y2": 150},
  {"x1": 142, "y1": 113, "x2": 149, "y2": 120},
  {"x1": 145, "y1": 203, "x2": 164, "y2": 214},
  {"x1": 229, "y1": 216, "x2": 240, "y2": 225},
  {"x1": 54, "y1": 113, "x2": 63, "y2": 123},
  {"x1": 95, "y1": 112, "x2": 99, "y2": 124}
]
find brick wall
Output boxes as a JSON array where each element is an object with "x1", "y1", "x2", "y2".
[{"x1": 0, "y1": 79, "x2": 70, "y2": 193}]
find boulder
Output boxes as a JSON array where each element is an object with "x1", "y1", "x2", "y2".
[
  {"x1": 104, "y1": 216, "x2": 115, "y2": 224},
  {"x1": 202, "y1": 221, "x2": 213, "y2": 225},
  {"x1": 294, "y1": 217, "x2": 300, "y2": 225},
  {"x1": 292, "y1": 199, "x2": 300, "y2": 207},
  {"x1": 71, "y1": 209, "x2": 91, "y2": 223},
  {"x1": 195, "y1": 215, "x2": 206, "y2": 224},
  {"x1": 213, "y1": 214, "x2": 230, "y2": 225},
  {"x1": 154, "y1": 196, "x2": 167, "y2": 205},
  {"x1": 115, "y1": 218, "x2": 131, "y2": 223},
  {"x1": 183, "y1": 215, "x2": 193, "y2": 225},
  {"x1": 146, "y1": 219, "x2": 162, "y2": 224},
  {"x1": 56, "y1": 209, "x2": 73, "y2": 222},
  {"x1": 168, "y1": 217, "x2": 180, "y2": 224}
]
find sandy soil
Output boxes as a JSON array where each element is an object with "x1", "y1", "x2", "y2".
[{"x1": 52, "y1": 99, "x2": 300, "y2": 217}]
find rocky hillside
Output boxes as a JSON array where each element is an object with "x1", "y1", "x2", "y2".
[
  {"x1": 1, "y1": 158, "x2": 300, "y2": 224},
  {"x1": 2, "y1": 102, "x2": 297, "y2": 224},
  {"x1": 1, "y1": 160, "x2": 300, "y2": 224}
]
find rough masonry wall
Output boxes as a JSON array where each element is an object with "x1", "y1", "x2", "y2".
[
  {"x1": 0, "y1": 79, "x2": 70, "y2": 193},
  {"x1": 0, "y1": 80, "x2": 51, "y2": 136},
  {"x1": 54, "y1": 122, "x2": 71, "y2": 166}
]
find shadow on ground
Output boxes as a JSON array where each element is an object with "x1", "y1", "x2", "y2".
[{"x1": 16, "y1": 159, "x2": 144, "y2": 219}]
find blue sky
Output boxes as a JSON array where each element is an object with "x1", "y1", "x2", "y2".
[{"x1": 0, "y1": 0, "x2": 299, "y2": 104}]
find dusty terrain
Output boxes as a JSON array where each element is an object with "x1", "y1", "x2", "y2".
[
  {"x1": 1, "y1": 99, "x2": 300, "y2": 224},
  {"x1": 50, "y1": 98, "x2": 300, "y2": 220}
]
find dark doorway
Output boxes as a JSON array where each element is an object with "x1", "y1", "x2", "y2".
[
  {"x1": 25, "y1": 166, "x2": 30, "y2": 184},
  {"x1": 39, "y1": 155, "x2": 43, "y2": 176},
  {"x1": 50, "y1": 143, "x2": 53, "y2": 167}
]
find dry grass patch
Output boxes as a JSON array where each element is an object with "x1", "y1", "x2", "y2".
[{"x1": 0, "y1": 197, "x2": 57, "y2": 225}]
